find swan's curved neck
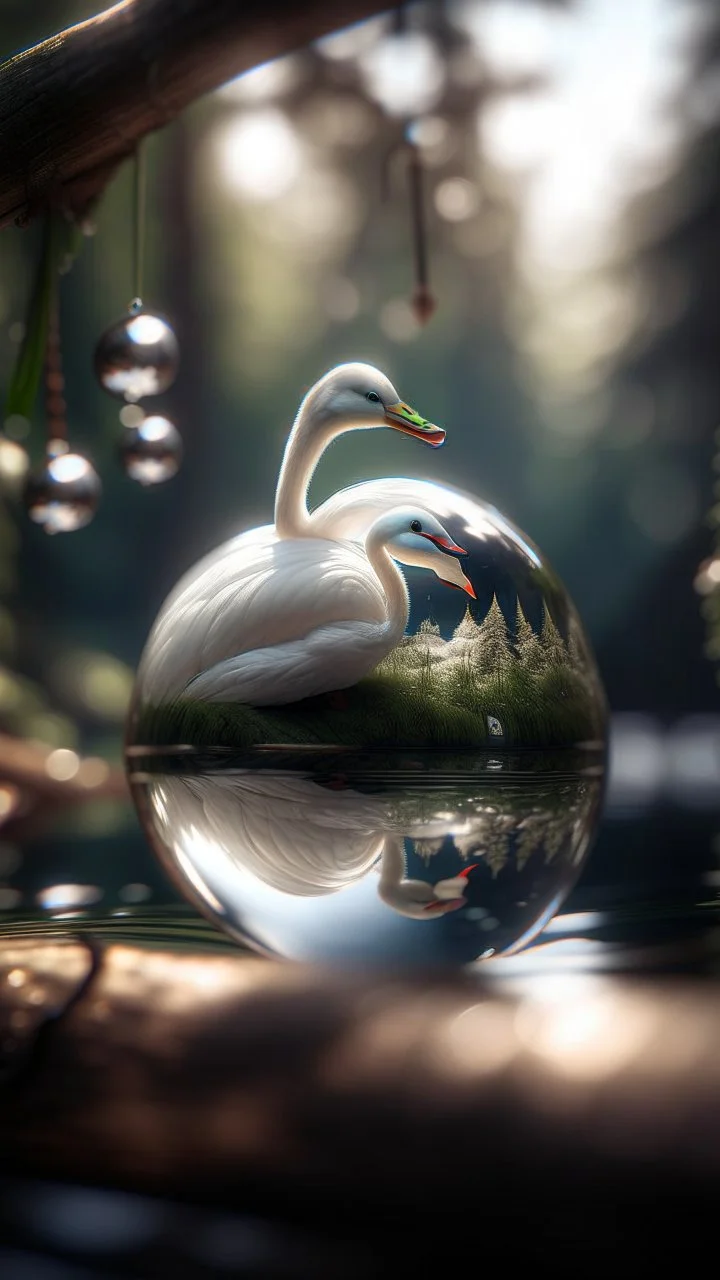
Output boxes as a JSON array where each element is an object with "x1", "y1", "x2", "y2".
[
  {"x1": 365, "y1": 528, "x2": 410, "y2": 645},
  {"x1": 378, "y1": 836, "x2": 434, "y2": 918},
  {"x1": 274, "y1": 399, "x2": 338, "y2": 539},
  {"x1": 378, "y1": 835, "x2": 407, "y2": 896}
]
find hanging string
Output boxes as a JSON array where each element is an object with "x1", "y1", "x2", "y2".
[
  {"x1": 44, "y1": 290, "x2": 67, "y2": 451},
  {"x1": 406, "y1": 141, "x2": 436, "y2": 325},
  {"x1": 392, "y1": 2, "x2": 408, "y2": 33},
  {"x1": 130, "y1": 140, "x2": 146, "y2": 313},
  {"x1": 381, "y1": 138, "x2": 437, "y2": 326}
]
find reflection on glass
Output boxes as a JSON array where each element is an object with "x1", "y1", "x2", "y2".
[{"x1": 129, "y1": 754, "x2": 603, "y2": 965}]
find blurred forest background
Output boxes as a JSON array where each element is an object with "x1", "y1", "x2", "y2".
[{"x1": 0, "y1": 0, "x2": 718, "y2": 770}]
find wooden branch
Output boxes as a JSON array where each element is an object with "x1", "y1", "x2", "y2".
[
  {"x1": 0, "y1": 0, "x2": 387, "y2": 230},
  {"x1": 2, "y1": 941, "x2": 720, "y2": 1257},
  {"x1": 0, "y1": 731, "x2": 125, "y2": 803}
]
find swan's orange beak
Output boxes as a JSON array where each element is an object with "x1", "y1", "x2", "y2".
[
  {"x1": 423, "y1": 865, "x2": 479, "y2": 912},
  {"x1": 438, "y1": 575, "x2": 477, "y2": 599},
  {"x1": 385, "y1": 401, "x2": 445, "y2": 447},
  {"x1": 423, "y1": 898, "x2": 465, "y2": 913},
  {"x1": 420, "y1": 532, "x2": 467, "y2": 555}
]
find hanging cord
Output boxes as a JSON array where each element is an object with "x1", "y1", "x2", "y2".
[
  {"x1": 406, "y1": 141, "x2": 435, "y2": 324},
  {"x1": 44, "y1": 291, "x2": 67, "y2": 450},
  {"x1": 131, "y1": 140, "x2": 146, "y2": 312},
  {"x1": 382, "y1": 139, "x2": 436, "y2": 326}
]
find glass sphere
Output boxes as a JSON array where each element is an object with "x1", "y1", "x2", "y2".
[
  {"x1": 127, "y1": 480, "x2": 606, "y2": 964},
  {"x1": 94, "y1": 311, "x2": 179, "y2": 402},
  {"x1": 24, "y1": 448, "x2": 101, "y2": 534},
  {"x1": 119, "y1": 415, "x2": 183, "y2": 486}
]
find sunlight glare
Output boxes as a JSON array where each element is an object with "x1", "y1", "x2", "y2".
[
  {"x1": 360, "y1": 32, "x2": 445, "y2": 118},
  {"x1": 217, "y1": 110, "x2": 302, "y2": 202},
  {"x1": 476, "y1": 0, "x2": 696, "y2": 273},
  {"x1": 515, "y1": 978, "x2": 659, "y2": 1080}
]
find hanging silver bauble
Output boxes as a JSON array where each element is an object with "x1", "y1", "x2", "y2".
[
  {"x1": 24, "y1": 448, "x2": 101, "y2": 534},
  {"x1": 94, "y1": 310, "x2": 179, "y2": 402},
  {"x1": 119, "y1": 414, "x2": 183, "y2": 486}
]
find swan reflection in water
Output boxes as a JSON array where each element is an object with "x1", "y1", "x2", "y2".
[{"x1": 133, "y1": 765, "x2": 602, "y2": 962}]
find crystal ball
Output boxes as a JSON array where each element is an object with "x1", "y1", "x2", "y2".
[
  {"x1": 127, "y1": 481, "x2": 606, "y2": 964},
  {"x1": 119, "y1": 414, "x2": 183, "y2": 486},
  {"x1": 24, "y1": 449, "x2": 101, "y2": 534},
  {"x1": 94, "y1": 311, "x2": 179, "y2": 402}
]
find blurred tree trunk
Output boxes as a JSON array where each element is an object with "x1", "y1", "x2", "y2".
[{"x1": 150, "y1": 116, "x2": 211, "y2": 600}]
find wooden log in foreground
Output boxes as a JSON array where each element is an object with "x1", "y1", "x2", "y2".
[{"x1": 0, "y1": 933, "x2": 719, "y2": 1270}]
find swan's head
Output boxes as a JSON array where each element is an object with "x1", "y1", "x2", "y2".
[
  {"x1": 307, "y1": 363, "x2": 445, "y2": 447},
  {"x1": 373, "y1": 507, "x2": 476, "y2": 598},
  {"x1": 380, "y1": 865, "x2": 480, "y2": 920}
]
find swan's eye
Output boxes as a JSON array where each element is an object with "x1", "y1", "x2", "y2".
[
  {"x1": 410, "y1": 519, "x2": 422, "y2": 533},
  {"x1": 365, "y1": 391, "x2": 381, "y2": 403}
]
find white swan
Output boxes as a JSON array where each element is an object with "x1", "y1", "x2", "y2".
[
  {"x1": 141, "y1": 770, "x2": 481, "y2": 923},
  {"x1": 377, "y1": 835, "x2": 479, "y2": 919},
  {"x1": 137, "y1": 364, "x2": 460, "y2": 704},
  {"x1": 181, "y1": 506, "x2": 473, "y2": 705},
  {"x1": 273, "y1": 363, "x2": 444, "y2": 539}
]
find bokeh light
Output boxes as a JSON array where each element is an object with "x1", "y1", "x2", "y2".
[
  {"x1": 218, "y1": 55, "x2": 302, "y2": 103},
  {"x1": 316, "y1": 15, "x2": 390, "y2": 62},
  {"x1": 36, "y1": 883, "x2": 102, "y2": 911},
  {"x1": 119, "y1": 404, "x2": 144, "y2": 428},
  {"x1": 50, "y1": 650, "x2": 134, "y2": 721},
  {"x1": 695, "y1": 557, "x2": 720, "y2": 596},
  {"x1": 434, "y1": 177, "x2": 480, "y2": 221},
  {"x1": 0, "y1": 437, "x2": 29, "y2": 488},
  {"x1": 217, "y1": 110, "x2": 302, "y2": 201},
  {"x1": 454, "y1": 0, "x2": 565, "y2": 76},
  {"x1": 360, "y1": 32, "x2": 445, "y2": 118},
  {"x1": 265, "y1": 169, "x2": 361, "y2": 258},
  {"x1": 45, "y1": 747, "x2": 80, "y2": 782},
  {"x1": 379, "y1": 298, "x2": 421, "y2": 343},
  {"x1": 299, "y1": 94, "x2": 375, "y2": 148},
  {"x1": 77, "y1": 757, "x2": 111, "y2": 789},
  {"x1": 477, "y1": 0, "x2": 696, "y2": 275},
  {"x1": 515, "y1": 981, "x2": 659, "y2": 1080}
]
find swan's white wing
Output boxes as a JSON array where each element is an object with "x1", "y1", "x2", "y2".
[
  {"x1": 184, "y1": 617, "x2": 390, "y2": 705},
  {"x1": 150, "y1": 773, "x2": 387, "y2": 897},
  {"x1": 138, "y1": 533, "x2": 386, "y2": 703},
  {"x1": 153, "y1": 524, "x2": 277, "y2": 621}
]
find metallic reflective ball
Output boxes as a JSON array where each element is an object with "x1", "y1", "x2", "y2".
[
  {"x1": 94, "y1": 311, "x2": 179, "y2": 402},
  {"x1": 24, "y1": 450, "x2": 101, "y2": 534},
  {"x1": 119, "y1": 415, "x2": 183, "y2": 486}
]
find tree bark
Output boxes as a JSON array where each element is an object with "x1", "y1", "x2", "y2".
[{"x1": 0, "y1": 0, "x2": 386, "y2": 231}]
